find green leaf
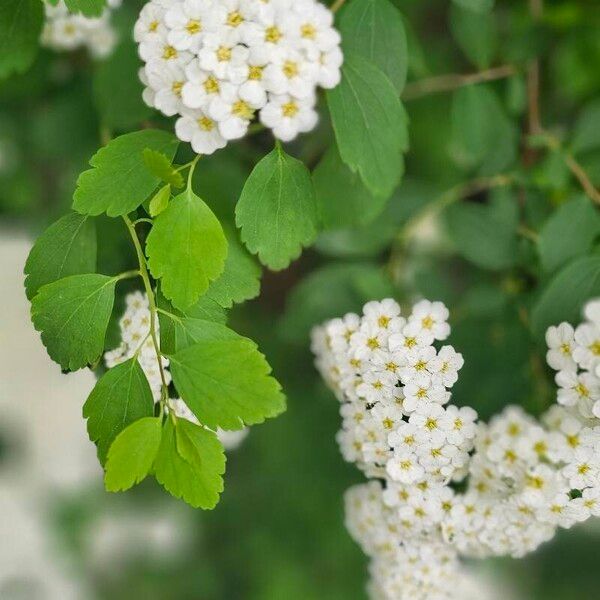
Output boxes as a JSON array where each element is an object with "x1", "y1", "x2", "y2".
[
  {"x1": 538, "y1": 196, "x2": 600, "y2": 273},
  {"x1": 280, "y1": 263, "x2": 396, "y2": 343},
  {"x1": 148, "y1": 185, "x2": 171, "y2": 217},
  {"x1": 143, "y1": 149, "x2": 184, "y2": 188},
  {"x1": 445, "y1": 189, "x2": 519, "y2": 270},
  {"x1": 30, "y1": 274, "x2": 117, "y2": 371},
  {"x1": 104, "y1": 417, "x2": 162, "y2": 492},
  {"x1": 24, "y1": 212, "x2": 97, "y2": 300},
  {"x1": 313, "y1": 145, "x2": 389, "y2": 229},
  {"x1": 235, "y1": 145, "x2": 318, "y2": 271},
  {"x1": 205, "y1": 228, "x2": 261, "y2": 308},
  {"x1": 0, "y1": 0, "x2": 44, "y2": 80},
  {"x1": 450, "y1": 4, "x2": 497, "y2": 69},
  {"x1": 571, "y1": 99, "x2": 600, "y2": 155},
  {"x1": 450, "y1": 84, "x2": 518, "y2": 175},
  {"x1": 451, "y1": 0, "x2": 494, "y2": 13},
  {"x1": 168, "y1": 340, "x2": 286, "y2": 430},
  {"x1": 153, "y1": 418, "x2": 226, "y2": 510},
  {"x1": 532, "y1": 256, "x2": 600, "y2": 338},
  {"x1": 73, "y1": 130, "x2": 179, "y2": 217},
  {"x1": 93, "y1": 39, "x2": 153, "y2": 130},
  {"x1": 146, "y1": 187, "x2": 227, "y2": 310},
  {"x1": 327, "y1": 54, "x2": 408, "y2": 197},
  {"x1": 64, "y1": 0, "x2": 106, "y2": 17},
  {"x1": 83, "y1": 358, "x2": 155, "y2": 464},
  {"x1": 339, "y1": 0, "x2": 408, "y2": 93}
]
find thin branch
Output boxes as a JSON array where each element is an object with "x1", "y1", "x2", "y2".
[
  {"x1": 402, "y1": 65, "x2": 518, "y2": 101},
  {"x1": 330, "y1": 0, "x2": 346, "y2": 13}
]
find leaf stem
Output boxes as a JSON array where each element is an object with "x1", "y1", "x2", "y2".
[
  {"x1": 122, "y1": 215, "x2": 170, "y2": 414},
  {"x1": 330, "y1": 0, "x2": 346, "y2": 13},
  {"x1": 116, "y1": 269, "x2": 141, "y2": 281},
  {"x1": 402, "y1": 65, "x2": 518, "y2": 101},
  {"x1": 187, "y1": 154, "x2": 202, "y2": 189}
]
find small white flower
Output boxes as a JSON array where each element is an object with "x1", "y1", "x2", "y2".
[
  {"x1": 573, "y1": 322, "x2": 600, "y2": 369},
  {"x1": 386, "y1": 451, "x2": 424, "y2": 484},
  {"x1": 259, "y1": 93, "x2": 318, "y2": 142},
  {"x1": 145, "y1": 61, "x2": 187, "y2": 116},
  {"x1": 175, "y1": 109, "x2": 227, "y2": 155},
  {"x1": 408, "y1": 300, "x2": 451, "y2": 341},
  {"x1": 164, "y1": 0, "x2": 214, "y2": 52},
  {"x1": 209, "y1": 85, "x2": 262, "y2": 140},
  {"x1": 545, "y1": 322, "x2": 577, "y2": 372},
  {"x1": 263, "y1": 48, "x2": 318, "y2": 98}
]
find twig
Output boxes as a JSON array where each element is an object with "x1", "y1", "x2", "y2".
[{"x1": 402, "y1": 65, "x2": 517, "y2": 101}]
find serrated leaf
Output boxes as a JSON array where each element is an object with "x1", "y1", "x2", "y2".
[
  {"x1": 30, "y1": 274, "x2": 117, "y2": 371},
  {"x1": 24, "y1": 212, "x2": 97, "y2": 300},
  {"x1": 340, "y1": 0, "x2": 408, "y2": 93},
  {"x1": 149, "y1": 185, "x2": 171, "y2": 217},
  {"x1": 0, "y1": 0, "x2": 44, "y2": 80},
  {"x1": 64, "y1": 0, "x2": 106, "y2": 17},
  {"x1": 153, "y1": 418, "x2": 225, "y2": 510},
  {"x1": 313, "y1": 145, "x2": 390, "y2": 229},
  {"x1": 83, "y1": 358, "x2": 155, "y2": 464},
  {"x1": 168, "y1": 340, "x2": 286, "y2": 430},
  {"x1": 327, "y1": 53, "x2": 408, "y2": 197},
  {"x1": 104, "y1": 417, "x2": 162, "y2": 492},
  {"x1": 73, "y1": 130, "x2": 179, "y2": 217},
  {"x1": 143, "y1": 149, "x2": 184, "y2": 188},
  {"x1": 93, "y1": 39, "x2": 153, "y2": 130},
  {"x1": 205, "y1": 228, "x2": 261, "y2": 308},
  {"x1": 146, "y1": 187, "x2": 227, "y2": 310},
  {"x1": 235, "y1": 145, "x2": 318, "y2": 271},
  {"x1": 538, "y1": 196, "x2": 600, "y2": 273},
  {"x1": 532, "y1": 256, "x2": 600, "y2": 338}
]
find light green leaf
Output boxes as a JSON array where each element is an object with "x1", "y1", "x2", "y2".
[
  {"x1": 64, "y1": 0, "x2": 106, "y2": 17},
  {"x1": 538, "y1": 196, "x2": 600, "y2": 273},
  {"x1": 24, "y1": 212, "x2": 97, "y2": 300},
  {"x1": 149, "y1": 185, "x2": 171, "y2": 217},
  {"x1": 450, "y1": 4, "x2": 497, "y2": 69},
  {"x1": 445, "y1": 189, "x2": 519, "y2": 270},
  {"x1": 235, "y1": 145, "x2": 318, "y2": 271},
  {"x1": 571, "y1": 99, "x2": 600, "y2": 155},
  {"x1": 147, "y1": 187, "x2": 227, "y2": 310},
  {"x1": 205, "y1": 228, "x2": 261, "y2": 308},
  {"x1": 452, "y1": 0, "x2": 494, "y2": 13},
  {"x1": 340, "y1": 0, "x2": 408, "y2": 93},
  {"x1": 93, "y1": 39, "x2": 153, "y2": 130},
  {"x1": 73, "y1": 130, "x2": 179, "y2": 217},
  {"x1": 153, "y1": 418, "x2": 226, "y2": 510},
  {"x1": 30, "y1": 274, "x2": 117, "y2": 371},
  {"x1": 104, "y1": 417, "x2": 162, "y2": 492},
  {"x1": 327, "y1": 53, "x2": 408, "y2": 197},
  {"x1": 532, "y1": 256, "x2": 600, "y2": 338},
  {"x1": 143, "y1": 149, "x2": 184, "y2": 188},
  {"x1": 168, "y1": 340, "x2": 285, "y2": 430},
  {"x1": 159, "y1": 316, "x2": 244, "y2": 355},
  {"x1": 451, "y1": 84, "x2": 518, "y2": 175},
  {"x1": 0, "y1": 0, "x2": 44, "y2": 80},
  {"x1": 313, "y1": 145, "x2": 390, "y2": 229},
  {"x1": 83, "y1": 358, "x2": 155, "y2": 464}
]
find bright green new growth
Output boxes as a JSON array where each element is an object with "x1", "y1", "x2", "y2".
[
  {"x1": 236, "y1": 144, "x2": 318, "y2": 271},
  {"x1": 168, "y1": 339, "x2": 286, "y2": 431},
  {"x1": 146, "y1": 187, "x2": 228, "y2": 310},
  {"x1": 143, "y1": 148, "x2": 185, "y2": 188},
  {"x1": 31, "y1": 274, "x2": 117, "y2": 371},
  {"x1": 62, "y1": 0, "x2": 107, "y2": 17},
  {"x1": 104, "y1": 417, "x2": 163, "y2": 492},
  {"x1": 83, "y1": 358, "x2": 155, "y2": 464},
  {"x1": 24, "y1": 212, "x2": 97, "y2": 300}
]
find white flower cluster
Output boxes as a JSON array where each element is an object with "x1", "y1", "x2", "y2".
[
  {"x1": 311, "y1": 298, "x2": 600, "y2": 600},
  {"x1": 134, "y1": 0, "x2": 342, "y2": 154},
  {"x1": 41, "y1": 0, "x2": 122, "y2": 58},
  {"x1": 105, "y1": 291, "x2": 248, "y2": 451}
]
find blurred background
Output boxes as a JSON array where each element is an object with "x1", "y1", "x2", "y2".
[{"x1": 1, "y1": 0, "x2": 600, "y2": 598}]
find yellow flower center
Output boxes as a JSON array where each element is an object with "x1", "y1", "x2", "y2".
[
  {"x1": 172, "y1": 81, "x2": 183, "y2": 96},
  {"x1": 217, "y1": 45, "x2": 232, "y2": 62},
  {"x1": 578, "y1": 463, "x2": 590, "y2": 475},
  {"x1": 283, "y1": 60, "x2": 299, "y2": 79},
  {"x1": 203, "y1": 76, "x2": 220, "y2": 94},
  {"x1": 560, "y1": 342, "x2": 572, "y2": 355},
  {"x1": 197, "y1": 117, "x2": 214, "y2": 131},
  {"x1": 385, "y1": 362, "x2": 398, "y2": 372},
  {"x1": 265, "y1": 26, "x2": 282, "y2": 43},
  {"x1": 162, "y1": 45, "x2": 178, "y2": 60},
  {"x1": 526, "y1": 475, "x2": 544, "y2": 489},
  {"x1": 232, "y1": 100, "x2": 254, "y2": 119},
  {"x1": 227, "y1": 11, "x2": 244, "y2": 27},
  {"x1": 422, "y1": 316, "x2": 434, "y2": 329},
  {"x1": 592, "y1": 341, "x2": 600, "y2": 355},
  {"x1": 378, "y1": 315, "x2": 390, "y2": 328},
  {"x1": 405, "y1": 337, "x2": 417, "y2": 348},
  {"x1": 382, "y1": 417, "x2": 394, "y2": 429},
  {"x1": 425, "y1": 418, "x2": 437, "y2": 430},
  {"x1": 186, "y1": 19, "x2": 202, "y2": 34},
  {"x1": 248, "y1": 65, "x2": 264, "y2": 80},
  {"x1": 415, "y1": 360, "x2": 427, "y2": 371},
  {"x1": 301, "y1": 23, "x2": 316, "y2": 39},
  {"x1": 281, "y1": 101, "x2": 299, "y2": 117},
  {"x1": 575, "y1": 383, "x2": 590, "y2": 397},
  {"x1": 366, "y1": 337, "x2": 380, "y2": 350},
  {"x1": 149, "y1": 20, "x2": 159, "y2": 32}
]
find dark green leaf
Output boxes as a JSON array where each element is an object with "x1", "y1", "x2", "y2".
[
  {"x1": 24, "y1": 212, "x2": 97, "y2": 300},
  {"x1": 73, "y1": 130, "x2": 179, "y2": 217},
  {"x1": 83, "y1": 358, "x2": 155, "y2": 464},
  {"x1": 235, "y1": 145, "x2": 318, "y2": 270},
  {"x1": 451, "y1": 0, "x2": 494, "y2": 13},
  {"x1": 146, "y1": 187, "x2": 227, "y2": 310},
  {"x1": 327, "y1": 54, "x2": 408, "y2": 197},
  {"x1": 450, "y1": 4, "x2": 497, "y2": 69},
  {"x1": 30, "y1": 274, "x2": 117, "y2": 371},
  {"x1": 168, "y1": 340, "x2": 285, "y2": 430},
  {"x1": 104, "y1": 417, "x2": 163, "y2": 492},
  {"x1": 571, "y1": 99, "x2": 600, "y2": 155}
]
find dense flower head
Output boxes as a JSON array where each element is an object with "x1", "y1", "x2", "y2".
[
  {"x1": 135, "y1": 0, "x2": 343, "y2": 153},
  {"x1": 311, "y1": 298, "x2": 600, "y2": 599},
  {"x1": 41, "y1": 0, "x2": 122, "y2": 58},
  {"x1": 104, "y1": 291, "x2": 248, "y2": 450}
]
